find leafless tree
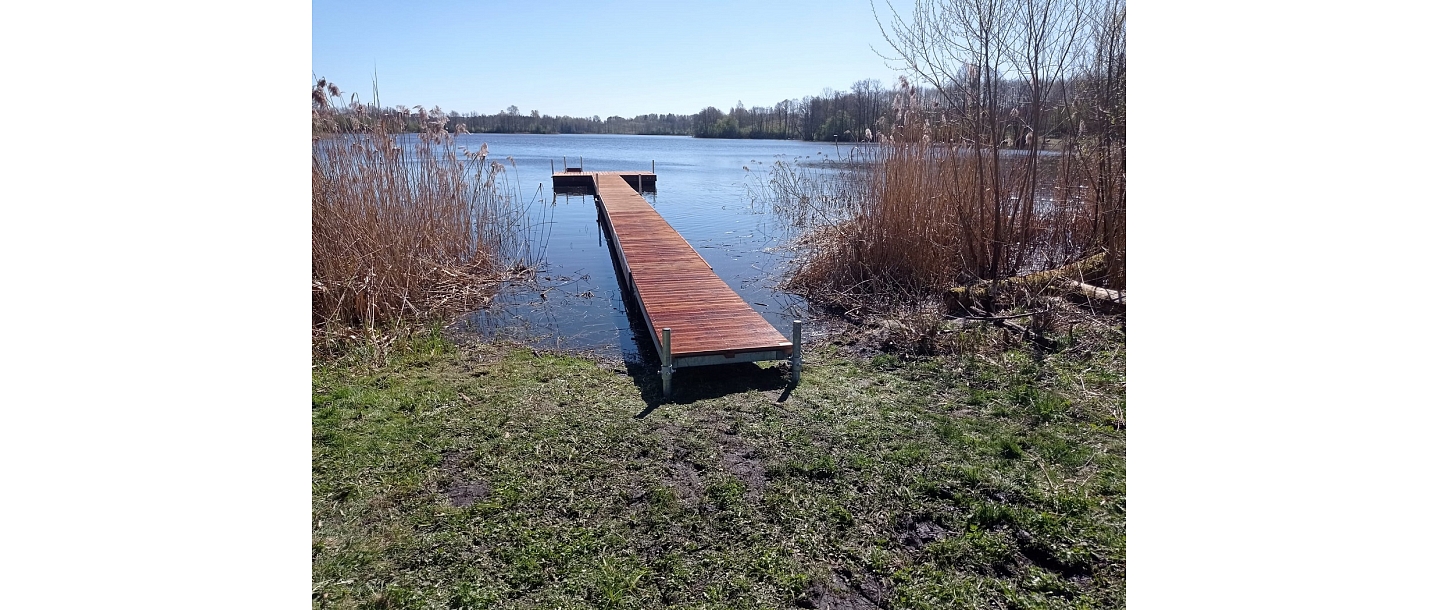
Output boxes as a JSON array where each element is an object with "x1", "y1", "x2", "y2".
[{"x1": 871, "y1": 0, "x2": 1124, "y2": 286}]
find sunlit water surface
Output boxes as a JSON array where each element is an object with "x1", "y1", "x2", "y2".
[{"x1": 445, "y1": 133, "x2": 861, "y2": 365}]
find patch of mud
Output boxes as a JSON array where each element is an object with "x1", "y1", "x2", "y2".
[
  {"x1": 651, "y1": 418, "x2": 769, "y2": 505},
  {"x1": 715, "y1": 431, "x2": 767, "y2": 500},
  {"x1": 654, "y1": 423, "x2": 706, "y2": 506},
  {"x1": 445, "y1": 482, "x2": 491, "y2": 507},
  {"x1": 668, "y1": 459, "x2": 704, "y2": 507},
  {"x1": 896, "y1": 514, "x2": 949, "y2": 549},
  {"x1": 439, "y1": 450, "x2": 490, "y2": 507},
  {"x1": 800, "y1": 572, "x2": 887, "y2": 609}
]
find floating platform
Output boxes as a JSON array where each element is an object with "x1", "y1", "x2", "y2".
[{"x1": 552, "y1": 170, "x2": 800, "y2": 398}]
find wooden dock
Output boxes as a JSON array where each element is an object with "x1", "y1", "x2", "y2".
[
  {"x1": 552, "y1": 170, "x2": 655, "y2": 192},
  {"x1": 553, "y1": 170, "x2": 800, "y2": 398}
]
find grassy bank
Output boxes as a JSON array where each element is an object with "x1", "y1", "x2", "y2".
[{"x1": 312, "y1": 323, "x2": 1125, "y2": 608}]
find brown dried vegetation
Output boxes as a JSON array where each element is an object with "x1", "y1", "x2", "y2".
[
  {"x1": 311, "y1": 79, "x2": 538, "y2": 344},
  {"x1": 770, "y1": 0, "x2": 1125, "y2": 323}
]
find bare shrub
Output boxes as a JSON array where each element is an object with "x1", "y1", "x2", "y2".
[{"x1": 769, "y1": 0, "x2": 1124, "y2": 321}]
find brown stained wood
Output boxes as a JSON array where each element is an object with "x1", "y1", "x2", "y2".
[{"x1": 579, "y1": 172, "x2": 792, "y2": 360}]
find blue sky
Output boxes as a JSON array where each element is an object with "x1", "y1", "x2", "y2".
[{"x1": 313, "y1": 0, "x2": 907, "y2": 118}]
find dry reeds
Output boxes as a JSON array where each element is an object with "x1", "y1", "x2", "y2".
[
  {"x1": 807, "y1": 0, "x2": 1126, "y2": 318},
  {"x1": 785, "y1": 143, "x2": 1123, "y2": 309},
  {"x1": 773, "y1": 81, "x2": 1123, "y2": 316},
  {"x1": 311, "y1": 79, "x2": 538, "y2": 332}
]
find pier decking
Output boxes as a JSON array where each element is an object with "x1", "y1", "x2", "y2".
[{"x1": 553, "y1": 170, "x2": 799, "y2": 398}]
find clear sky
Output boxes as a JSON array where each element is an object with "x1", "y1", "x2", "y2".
[{"x1": 312, "y1": 0, "x2": 908, "y2": 118}]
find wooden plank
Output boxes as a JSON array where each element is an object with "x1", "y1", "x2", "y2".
[{"x1": 570, "y1": 172, "x2": 792, "y2": 361}]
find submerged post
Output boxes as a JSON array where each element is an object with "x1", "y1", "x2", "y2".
[
  {"x1": 661, "y1": 327, "x2": 674, "y2": 400},
  {"x1": 790, "y1": 320, "x2": 802, "y2": 385}
]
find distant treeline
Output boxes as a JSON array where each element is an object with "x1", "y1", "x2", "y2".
[
  {"x1": 369, "y1": 75, "x2": 1100, "y2": 144},
  {"x1": 442, "y1": 107, "x2": 694, "y2": 136},
  {"x1": 692, "y1": 79, "x2": 891, "y2": 141},
  {"x1": 423, "y1": 80, "x2": 892, "y2": 142}
]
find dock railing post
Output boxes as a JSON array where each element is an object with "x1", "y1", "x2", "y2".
[
  {"x1": 661, "y1": 328, "x2": 674, "y2": 400},
  {"x1": 790, "y1": 320, "x2": 802, "y2": 385}
]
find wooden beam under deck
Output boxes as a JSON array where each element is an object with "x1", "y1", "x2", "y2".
[{"x1": 552, "y1": 170, "x2": 654, "y2": 193}]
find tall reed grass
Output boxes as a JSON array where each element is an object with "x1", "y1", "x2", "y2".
[
  {"x1": 311, "y1": 80, "x2": 541, "y2": 331},
  {"x1": 765, "y1": 79, "x2": 1124, "y2": 315}
]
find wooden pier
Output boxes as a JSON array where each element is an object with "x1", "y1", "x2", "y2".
[{"x1": 553, "y1": 170, "x2": 800, "y2": 398}]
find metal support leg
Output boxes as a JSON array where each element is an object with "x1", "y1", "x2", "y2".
[
  {"x1": 661, "y1": 327, "x2": 674, "y2": 400},
  {"x1": 791, "y1": 320, "x2": 802, "y2": 385}
]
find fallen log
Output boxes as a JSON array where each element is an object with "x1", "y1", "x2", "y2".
[
  {"x1": 944, "y1": 253, "x2": 1124, "y2": 313},
  {"x1": 1059, "y1": 279, "x2": 1124, "y2": 312}
]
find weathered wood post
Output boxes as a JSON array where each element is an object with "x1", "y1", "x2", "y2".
[
  {"x1": 791, "y1": 320, "x2": 802, "y2": 384},
  {"x1": 661, "y1": 327, "x2": 674, "y2": 399}
]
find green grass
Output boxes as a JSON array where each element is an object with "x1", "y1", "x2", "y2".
[{"x1": 312, "y1": 329, "x2": 1125, "y2": 608}]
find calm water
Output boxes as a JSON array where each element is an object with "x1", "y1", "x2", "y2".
[{"x1": 447, "y1": 133, "x2": 862, "y2": 364}]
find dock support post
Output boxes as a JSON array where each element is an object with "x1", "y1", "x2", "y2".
[
  {"x1": 551, "y1": 159, "x2": 554, "y2": 174},
  {"x1": 790, "y1": 320, "x2": 802, "y2": 385},
  {"x1": 661, "y1": 328, "x2": 674, "y2": 400}
]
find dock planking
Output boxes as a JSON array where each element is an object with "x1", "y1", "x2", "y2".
[{"x1": 553, "y1": 170, "x2": 799, "y2": 398}]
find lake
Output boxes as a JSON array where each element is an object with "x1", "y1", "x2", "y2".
[{"x1": 445, "y1": 133, "x2": 862, "y2": 365}]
